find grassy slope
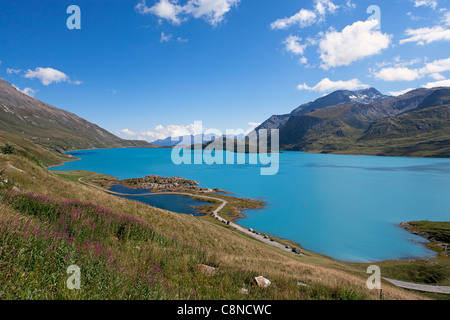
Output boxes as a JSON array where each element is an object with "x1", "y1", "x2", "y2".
[
  {"x1": 407, "y1": 221, "x2": 450, "y2": 243},
  {"x1": 0, "y1": 150, "x2": 426, "y2": 300},
  {"x1": 0, "y1": 130, "x2": 73, "y2": 167},
  {"x1": 354, "y1": 105, "x2": 450, "y2": 158}
]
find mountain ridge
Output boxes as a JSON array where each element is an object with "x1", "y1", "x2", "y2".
[
  {"x1": 0, "y1": 79, "x2": 155, "y2": 153},
  {"x1": 256, "y1": 87, "x2": 391, "y2": 132},
  {"x1": 275, "y1": 87, "x2": 450, "y2": 157}
]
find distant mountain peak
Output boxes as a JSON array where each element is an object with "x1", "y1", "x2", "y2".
[
  {"x1": 357, "y1": 87, "x2": 382, "y2": 94},
  {"x1": 290, "y1": 87, "x2": 390, "y2": 116},
  {"x1": 256, "y1": 87, "x2": 391, "y2": 132}
]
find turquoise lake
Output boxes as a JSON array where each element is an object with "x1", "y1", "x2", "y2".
[{"x1": 49, "y1": 148, "x2": 450, "y2": 263}]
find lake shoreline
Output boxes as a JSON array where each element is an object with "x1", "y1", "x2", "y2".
[
  {"x1": 55, "y1": 169, "x2": 445, "y2": 266},
  {"x1": 72, "y1": 173, "x2": 308, "y2": 256},
  {"x1": 48, "y1": 152, "x2": 308, "y2": 256},
  {"x1": 48, "y1": 147, "x2": 450, "y2": 264}
]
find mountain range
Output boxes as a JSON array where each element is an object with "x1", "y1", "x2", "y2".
[
  {"x1": 151, "y1": 133, "x2": 247, "y2": 147},
  {"x1": 151, "y1": 134, "x2": 217, "y2": 147},
  {"x1": 1, "y1": 77, "x2": 449, "y2": 161},
  {"x1": 256, "y1": 86, "x2": 450, "y2": 157},
  {"x1": 256, "y1": 88, "x2": 391, "y2": 132}
]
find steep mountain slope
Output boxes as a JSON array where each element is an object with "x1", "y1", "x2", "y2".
[
  {"x1": 256, "y1": 114, "x2": 291, "y2": 131},
  {"x1": 413, "y1": 88, "x2": 450, "y2": 111},
  {"x1": 362, "y1": 105, "x2": 449, "y2": 141},
  {"x1": 290, "y1": 87, "x2": 391, "y2": 116},
  {"x1": 0, "y1": 79, "x2": 153, "y2": 152},
  {"x1": 308, "y1": 88, "x2": 437, "y2": 127},
  {"x1": 256, "y1": 88, "x2": 390, "y2": 131},
  {"x1": 277, "y1": 87, "x2": 450, "y2": 157},
  {"x1": 356, "y1": 98, "x2": 450, "y2": 157}
]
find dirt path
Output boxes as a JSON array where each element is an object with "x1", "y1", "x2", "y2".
[
  {"x1": 78, "y1": 177, "x2": 302, "y2": 256},
  {"x1": 383, "y1": 278, "x2": 450, "y2": 294}
]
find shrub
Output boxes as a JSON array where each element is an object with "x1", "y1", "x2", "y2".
[
  {"x1": 15, "y1": 149, "x2": 45, "y2": 168},
  {"x1": 1, "y1": 143, "x2": 16, "y2": 155}
]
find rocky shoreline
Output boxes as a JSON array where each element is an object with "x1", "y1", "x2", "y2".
[
  {"x1": 400, "y1": 222, "x2": 449, "y2": 256},
  {"x1": 400, "y1": 222, "x2": 433, "y2": 241},
  {"x1": 92, "y1": 174, "x2": 229, "y2": 194}
]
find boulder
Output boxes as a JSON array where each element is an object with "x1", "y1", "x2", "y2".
[
  {"x1": 239, "y1": 288, "x2": 249, "y2": 295},
  {"x1": 198, "y1": 264, "x2": 217, "y2": 276},
  {"x1": 254, "y1": 276, "x2": 271, "y2": 288}
]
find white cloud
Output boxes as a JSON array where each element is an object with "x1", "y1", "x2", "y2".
[
  {"x1": 374, "y1": 67, "x2": 422, "y2": 82},
  {"x1": 120, "y1": 129, "x2": 137, "y2": 136},
  {"x1": 135, "y1": 0, "x2": 240, "y2": 26},
  {"x1": 444, "y1": 11, "x2": 450, "y2": 26},
  {"x1": 372, "y1": 56, "x2": 421, "y2": 70},
  {"x1": 420, "y1": 57, "x2": 450, "y2": 74},
  {"x1": 23, "y1": 67, "x2": 70, "y2": 86},
  {"x1": 283, "y1": 35, "x2": 307, "y2": 55},
  {"x1": 247, "y1": 122, "x2": 261, "y2": 130},
  {"x1": 136, "y1": 0, "x2": 183, "y2": 25},
  {"x1": 422, "y1": 78, "x2": 450, "y2": 88},
  {"x1": 319, "y1": 20, "x2": 392, "y2": 70},
  {"x1": 160, "y1": 32, "x2": 188, "y2": 43},
  {"x1": 270, "y1": 0, "x2": 342, "y2": 30},
  {"x1": 390, "y1": 56, "x2": 423, "y2": 68},
  {"x1": 160, "y1": 31, "x2": 173, "y2": 42},
  {"x1": 297, "y1": 78, "x2": 370, "y2": 92},
  {"x1": 140, "y1": 123, "x2": 205, "y2": 141},
  {"x1": 413, "y1": 0, "x2": 438, "y2": 10},
  {"x1": 373, "y1": 57, "x2": 450, "y2": 82},
  {"x1": 22, "y1": 88, "x2": 37, "y2": 96},
  {"x1": 407, "y1": 11, "x2": 422, "y2": 21},
  {"x1": 400, "y1": 26, "x2": 450, "y2": 45},
  {"x1": 6, "y1": 68, "x2": 22, "y2": 74},
  {"x1": 429, "y1": 73, "x2": 446, "y2": 80},
  {"x1": 270, "y1": 9, "x2": 317, "y2": 30},
  {"x1": 70, "y1": 80, "x2": 83, "y2": 86},
  {"x1": 388, "y1": 88, "x2": 417, "y2": 97},
  {"x1": 12, "y1": 84, "x2": 37, "y2": 97},
  {"x1": 314, "y1": 0, "x2": 339, "y2": 16},
  {"x1": 184, "y1": 0, "x2": 240, "y2": 26},
  {"x1": 388, "y1": 78, "x2": 450, "y2": 96},
  {"x1": 299, "y1": 56, "x2": 308, "y2": 65},
  {"x1": 345, "y1": 0, "x2": 356, "y2": 9}
]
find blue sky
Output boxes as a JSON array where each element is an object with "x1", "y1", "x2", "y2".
[{"x1": 1, "y1": 0, "x2": 449, "y2": 141}]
